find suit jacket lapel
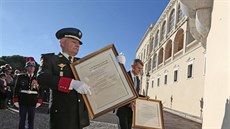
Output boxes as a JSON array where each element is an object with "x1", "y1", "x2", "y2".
[
  {"x1": 128, "y1": 71, "x2": 140, "y2": 93},
  {"x1": 127, "y1": 71, "x2": 134, "y2": 83}
]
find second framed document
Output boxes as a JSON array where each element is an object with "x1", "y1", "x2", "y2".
[
  {"x1": 133, "y1": 97, "x2": 165, "y2": 129},
  {"x1": 70, "y1": 44, "x2": 138, "y2": 119}
]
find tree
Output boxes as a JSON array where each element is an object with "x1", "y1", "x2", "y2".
[{"x1": 0, "y1": 55, "x2": 39, "y2": 72}]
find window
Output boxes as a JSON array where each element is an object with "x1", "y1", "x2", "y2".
[
  {"x1": 155, "y1": 30, "x2": 159, "y2": 46},
  {"x1": 187, "y1": 64, "x2": 193, "y2": 78},
  {"x1": 143, "y1": 49, "x2": 146, "y2": 60},
  {"x1": 145, "y1": 64, "x2": 148, "y2": 73},
  {"x1": 149, "y1": 38, "x2": 154, "y2": 53},
  {"x1": 164, "y1": 75, "x2": 168, "y2": 85},
  {"x1": 174, "y1": 29, "x2": 184, "y2": 54},
  {"x1": 174, "y1": 70, "x2": 178, "y2": 82},
  {"x1": 152, "y1": 80, "x2": 154, "y2": 88},
  {"x1": 157, "y1": 78, "x2": 160, "y2": 86},
  {"x1": 147, "y1": 44, "x2": 150, "y2": 56},
  {"x1": 148, "y1": 59, "x2": 152, "y2": 72},
  {"x1": 178, "y1": 5, "x2": 184, "y2": 22},
  {"x1": 169, "y1": 9, "x2": 175, "y2": 33},
  {"x1": 152, "y1": 55, "x2": 157, "y2": 69},
  {"x1": 161, "y1": 21, "x2": 166, "y2": 42},
  {"x1": 165, "y1": 40, "x2": 172, "y2": 60},
  {"x1": 158, "y1": 48, "x2": 164, "y2": 65}
]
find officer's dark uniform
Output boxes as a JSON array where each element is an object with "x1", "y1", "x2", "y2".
[
  {"x1": 37, "y1": 28, "x2": 89, "y2": 129},
  {"x1": 14, "y1": 73, "x2": 42, "y2": 129}
]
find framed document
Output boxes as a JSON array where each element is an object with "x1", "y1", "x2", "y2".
[
  {"x1": 133, "y1": 97, "x2": 165, "y2": 129},
  {"x1": 70, "y1": 44, "x2": 138, "y2": 119}
]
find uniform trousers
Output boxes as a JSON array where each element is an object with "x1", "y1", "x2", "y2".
[{"x1": 19, "y1": 105, "x2": 36, "y2": 129}]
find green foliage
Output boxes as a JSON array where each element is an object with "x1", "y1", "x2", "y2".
[
  {"x1": 0, "y1": 55, "x2": 39, "y2": 72},
  {"x1": 0, "y1": 59, "x2": 7, "y2": 66}
]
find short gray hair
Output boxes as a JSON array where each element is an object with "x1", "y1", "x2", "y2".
[{"x1": 132, "y1": 59, "x2": 143, "y2": 66}]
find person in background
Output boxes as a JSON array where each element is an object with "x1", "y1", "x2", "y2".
[
  {"x1": 14, "y1": 69, "x2": 21, "y2": 77},
  {"x1": 4, "y1": 64, "x2": 14, "y2": 85},
  {"x1": 116, "y1": 59, "x2": 147, "y2": 129},
  {"x1": 13, "y1": 57, "x2": 42, "y2": 129},
  {"x1": 0, "y1": 73, "x2": 7, "y2": 109},
  {"x1": 4, "y1": 64, "x2": 14, "y2": 107}
]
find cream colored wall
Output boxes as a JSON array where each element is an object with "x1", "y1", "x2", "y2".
[
  {"x1": 202, "y1": 0, "x2": 229, "y2": 128},
  {"x1": 148, "y1": 44, "x2": 205, "y2": 117}
]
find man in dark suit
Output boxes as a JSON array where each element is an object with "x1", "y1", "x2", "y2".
[
  {"x1": 116, "y1": 59, "x2": 145, "y2": 129},
  {"x1": 37, "y1": 27, "x2": 92, "y2": 129},
  {"x1": 13, "y1": 57, "x2": 42, "y2": 129}
]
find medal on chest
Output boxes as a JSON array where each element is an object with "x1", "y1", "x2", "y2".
[{"x1": 58, "y1": 63, "x2": 66, "y2": 76}]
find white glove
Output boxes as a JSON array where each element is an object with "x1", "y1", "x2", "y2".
[
  {"x1": 116, "y1": 53, "x2": 126, "y2": 65},
  {"x1": 113, "y1": 109, "x2": 117, "y2": 114},
  {"x1": 70, "y1": 80, "x2": 91, "y2": 95},
  {"x1": 14, "y1": 102, "x2": 19, "y2": 108},
  {"x1": 36, "y1": 99, "x2": 42, "y2": 108},
  {"x1": 36, "y1": 103, "x2": 41, "y2": 108},
  {"x1": 13, "y1": 97, "x2": 19, "y2": 108}
]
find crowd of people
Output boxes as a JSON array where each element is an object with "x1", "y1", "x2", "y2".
[
  {"x1": 0, "y1": 64, "x2": 20, "y2": 109},
  {"x1": 0, "y1": 63, "x2": 50, "y2": 110}
]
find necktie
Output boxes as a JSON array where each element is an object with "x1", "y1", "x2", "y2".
[
  {"x1": 134, "y1": 77, "x2": 140, "y2": 93},
  {"x1": 68, "y1": 56, "x2": 73, "y2": 63}
]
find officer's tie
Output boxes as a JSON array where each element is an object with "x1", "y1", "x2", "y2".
[
  {"x1": 68, "y1": 56, "x2": 73, "y2": 63},
  {"x1": 29, "y1": 74, "x2": 32, "y2": 79}
]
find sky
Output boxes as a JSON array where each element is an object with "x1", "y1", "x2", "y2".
[{"x1": 0, "y1": 0, "x2": 169, "y2": 69}]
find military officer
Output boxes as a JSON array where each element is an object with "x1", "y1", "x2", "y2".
[
  {"x1": 13, "y1": 57, "x2": 42, "y2": 129},
  {"x1": 37, "y1": 27, "x2": 92, "y2": 129}
]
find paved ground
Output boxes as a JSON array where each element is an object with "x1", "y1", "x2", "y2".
[
  {"x1": 93, "y1": 111, "x2": 202, "y2": 129},
  {"x1": 0, "y1": 104, "x2": 201, "y2": 129}
]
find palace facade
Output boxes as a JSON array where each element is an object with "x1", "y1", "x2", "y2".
[{"x1": 136, "y1": 0, "x2": 206, "y2": 122}]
